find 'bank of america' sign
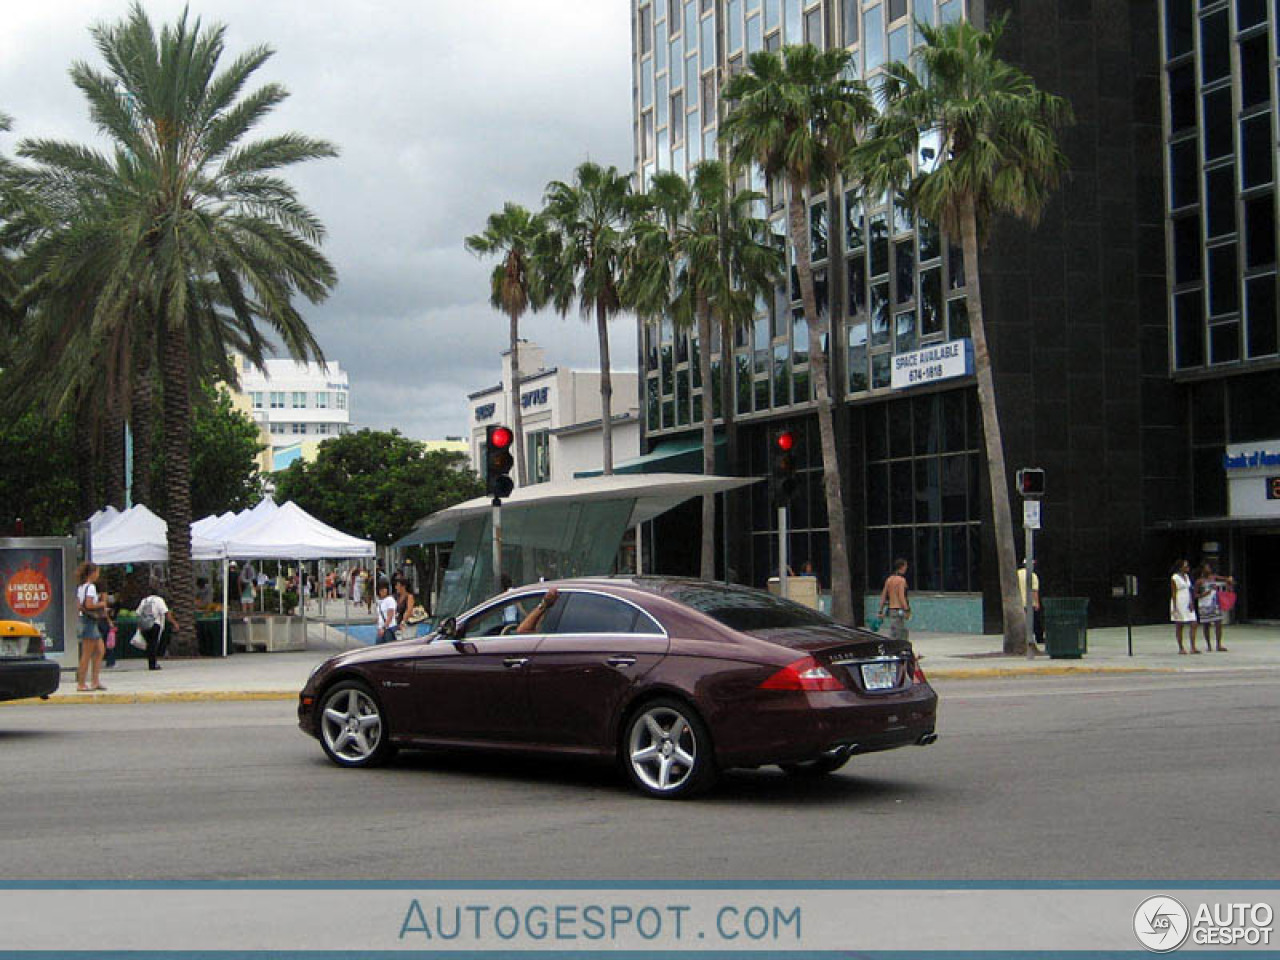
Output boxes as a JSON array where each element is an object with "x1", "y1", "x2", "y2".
[{"x1": 891, "y1": 338, "x2": 974, "y2": 390}]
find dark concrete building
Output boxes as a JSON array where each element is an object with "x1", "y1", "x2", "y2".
[{"x1": 629, "y1": 0, "x2": 1279, "y2": 628}]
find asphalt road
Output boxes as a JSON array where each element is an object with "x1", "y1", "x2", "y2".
[{"x1": 2, "y1": 671, "x2": 1277, "y2": 880}]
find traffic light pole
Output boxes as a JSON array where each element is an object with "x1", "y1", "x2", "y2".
[
  {"x1": 778, "y1": 505, "x2": 789, "y2": 601},
  {"x1": 492, "y1": 498, "x2": 503, "y2": 591}
]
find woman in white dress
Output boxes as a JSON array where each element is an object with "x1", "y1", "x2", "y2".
[{"x1": 1170, "y1": 558, "x2": 1197, "y2": 654}]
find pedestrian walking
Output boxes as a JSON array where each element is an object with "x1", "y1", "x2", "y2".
[
  {"x1": 136, "y1": 592, "x2": 180, "y2": 671},
  {"x1": 1170, "y1": 559, "x2": 1197, "y2": 653},
  {"x1": 878, "y1": 558, "x2": 912, "y2": 644},
  {"x1": 236, "y1": 561, "x2": 257, "y2": 613},
  {"x1": 394, "y1": 576, "x2": 416, "y2": 639},
  {"x1": 1195, "y1": 561, "x2": 1232, "y2": 653},
  {"x1": 375, "y1": 581, "x2": 398, "y2": 644},
  {"x1": 1016, "y1": 561, "x2": 1045, "y2": 653},
  {"x1": 75, "y1": 562, "x2": 108, "y2": 692}
]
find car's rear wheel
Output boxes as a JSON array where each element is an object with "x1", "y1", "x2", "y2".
[
  {"x1": 623, "y1": 698, "x2": 716, "y2": 799},
  {"x1": 779, "y1": 753, "x2": 852, "y2": 777},
  {"x1": 318, "y1": 681, "x2": 394, "y2": 768}
]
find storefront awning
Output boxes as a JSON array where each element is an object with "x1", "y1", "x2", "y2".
[{"x1": 574, "y1": 435, "x2": 725, "y2": 478}]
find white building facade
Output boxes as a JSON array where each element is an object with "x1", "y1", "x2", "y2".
[
  {"x1": 236, "y1": 356, "x2": 353, "y2": 470},
  {"x1": 468, "y1": 342, "x2": 640, "y2": 487}
]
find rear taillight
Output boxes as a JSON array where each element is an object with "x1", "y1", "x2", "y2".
[
  {"x1": 760, "y1": 655, "x2": 844, "y2": 692},
  {"x1": 911, "y1": 658, "x2": 927, "y2": 685}
]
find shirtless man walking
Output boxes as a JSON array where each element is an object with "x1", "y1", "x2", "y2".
[{"x1": 878, "y1": 558, "x2": 912, "y2": 643}]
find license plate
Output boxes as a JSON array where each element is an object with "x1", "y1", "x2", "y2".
[
  {"x1": 860, "y1": 661, "x2": 898, "y2": 691},
  {"x1": 0, "y1": 638, "x2": 21, "y2": 658}
]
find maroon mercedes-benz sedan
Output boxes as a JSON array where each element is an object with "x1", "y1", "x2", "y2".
[{"x1": 298, "y1": 577, "x2": 937, "y2": 799}]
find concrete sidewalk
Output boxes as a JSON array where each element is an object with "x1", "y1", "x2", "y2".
[{"x1": 9, "y1": 620, "x2": 1277, "y2": 705}]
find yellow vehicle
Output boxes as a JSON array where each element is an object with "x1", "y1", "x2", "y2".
[{"x1": 0, "y1": 621, "x2": 60, "y2": 702}]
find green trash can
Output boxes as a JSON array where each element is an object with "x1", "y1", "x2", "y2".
[{"x1": 1042, "y1": 597, "x2": 1088, "y2": 659}]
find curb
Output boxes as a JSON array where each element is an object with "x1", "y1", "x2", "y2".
[
  {"x1": 927, "y1": 665, "x2": 1178, "y2": 679},
  {"x1": 2, "y1": 690, "x2": 297, "y2": 706}
]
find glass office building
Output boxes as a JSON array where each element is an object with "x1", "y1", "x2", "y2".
[{"x1": 631, "y1": 0, "x2": 1277, "y2": 627}]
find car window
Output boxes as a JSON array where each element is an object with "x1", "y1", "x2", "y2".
[
  {"x1": 548, "y1": 593, "x2": 657, "y2": 635},
  {"x1": 460, "y1": 593, "x2": 545, "y2": 638},
  {"x1": 665, "y1": 584, "x2": 831, "y2": 632}
]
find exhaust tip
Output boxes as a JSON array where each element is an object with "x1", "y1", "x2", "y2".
[{"x1": 916, "y1": 732, "x2": 937, "y2": 746}]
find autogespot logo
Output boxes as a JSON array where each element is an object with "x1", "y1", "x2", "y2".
[{"x1": 1134, "y1": 896, "x2": 1191, "y2": 953}]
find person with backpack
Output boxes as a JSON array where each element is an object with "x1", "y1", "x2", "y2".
[{"x1": 136, "y1": 593, "x2": 181, "y2": 671}]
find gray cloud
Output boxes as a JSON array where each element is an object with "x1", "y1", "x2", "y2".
[{"x1": 2, "y1": 0, "x2": 638, "y2": 439}]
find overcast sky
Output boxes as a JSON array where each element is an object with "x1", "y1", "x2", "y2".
[{"x1": 1, "y1": 0, "x2": 636, "y2": 439}]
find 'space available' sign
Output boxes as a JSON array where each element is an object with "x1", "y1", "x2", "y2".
[{"x1": 891, "y1": 339, "x2": 974, "y2": 390}]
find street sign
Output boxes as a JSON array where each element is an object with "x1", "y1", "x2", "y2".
[{"x1": 1023, "y1": 500, "x2": 1041, "y2": 530}]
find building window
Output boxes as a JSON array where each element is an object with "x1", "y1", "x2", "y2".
[
  {"x1": 269, "y1": 391, "x2": 285, "y2": 409},
  {"x1": 316, "y1": 423, "x2": 330, "y2": 436},
  {"x1": 269, "y1": 422, "x2": 285, "y2": 435},
  {"x1": 528, "y1": 430, "x2": 551, "y2": 485},
  {"x1": 865, "y1": 391, "x2": 982, "y2": 593},
  {"x1": 250, "y1": 392, "x2": 263, "y2": 409},
  {"x1": 291, "y1": 391, "x2": 307, "y2": 409},
  {"x1": 292, "y1": 423, "x2": 307, "y2": 435},
  {"x1": 315, "y1": 392, "x2": 328, "y2": 409},
  {"x1": 335, "y1": 391, "x2": 347, "y2": 411}
]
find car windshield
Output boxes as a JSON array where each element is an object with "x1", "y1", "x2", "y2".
[{"x1": 665, "y1": 584, "x2": 832, "y2": 632}]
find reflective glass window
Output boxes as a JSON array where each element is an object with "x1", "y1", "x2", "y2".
[
  {"x1": 1245, "y1": 195, "x2": 1276, "y2": 268},
  {"x1": 1210, "y1": 321, "x2": 1241, "y2": 364},
  {"x1": 1200, "y1": 10, "x2": 1229, "y2": 84},
  {"x1": 888, "y1": 25, "x2": 909, "y2": 62},
  {"x1": 747, "y1": 14, "x2": 763, "y2": 52},
  {"x1": 1241, "y1": 115, "x2": 1274, "y2": 188},
  {"x1": 655, "y1": 19, "x2": 668, "y2": 71},
  {"x1": 845, "y1": 190, "x2": 865, "y2": 248},
  {"x1": 701, "y1": 15, "x2": 715, "y2": 71},
  {"x1": 920, "y1": 268, "x2": 943, "y2": 336},
  {"x1": 1246, "y1": 277, "x2": 1279, "y2": 358},
  {"x1": 1205, "y1": 165, "x2": 1236, "y2": 238},
  {"x1": 1174, "y1": 290, "x2": 1205, "y2": 368},
  {"x1": 1208, "y1": 244, "x2": 1239, "y2": 316},
  {"x1": 842, "y1": 0, "x2": 858, "y2": 43},
  {"x1": 727, "y1": 0, "x2": 743, "y2": 51},
  {"x1": 1237, "y1": 0, "x2": 1267, "y2": 28},
  {"x1": 639, "y1": 4, "x2": 653, "y2": 55},
  {"x1": 870, "y1": 213, "x2": 889, "y2": 275},
  {"x1": 805, "y1": 6, "x2": 823, "y2": 46},
  {"x1": 1203, "y1": 88, "x2": 1232, "y2": 162},
  {"x1": 1168, "y1": 64, "x2": 1195, "y2": 133},
  {"x1": 895, "y1": 239, "x2": 914, "y2": 303},
  {"x1": 947, "y1": 298, "x2": 969, "y2": 339},
  {"x1": 848, "y1": 254, "x2": 867, "y2": 314},
  {"x1": 1166, "y1": 0, "x2": 1193, "y2": 57},
  {"x1": 871, "y1": 282, "x2": 891, "y2": 345},
  {"x1": 1174, "y1": 214, "x2": 1203, "y2": 284},
  {"x1": 1170, "y1": 139, "x2": 1199, "y2": 207},
  {"x1": 895, "y1": 309, "x2": 917, "y2": 354},
  {"x1": 1241, "y1": 34, "x2": 1271, "y2": 109},
  {"x1": 811, "y1": 200, "x2": 829, "y2": 261},
  {"x1": 848, "y1": 320, "x2": 869, "y2": 393},
  {"x1": 765, "y1": 0, "x2": 780, "y2": 31},
  {"x1": 785, "y1": 0, "x2": 802, "y2": 43},
  {"x1": 864, "y1": 4, "x2": 885, "y2": 71}
]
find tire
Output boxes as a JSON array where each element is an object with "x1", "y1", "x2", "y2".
[
  {"x1": 779, "y1": 753, "x2": 852, "y2": 777},
  {"x1": 622, "y1": 697, "x2": 717, "y2": 799},
  {"x1": 317, "y1": 680, "x2": 394, "y2": 768}
]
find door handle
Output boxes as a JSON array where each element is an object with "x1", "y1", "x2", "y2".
[
  {"x1": 503, "y1": 657, "x2": 529, "y2": 669},
  {"x1": 606, "y1": 655, "x2": 637, "y2": 668}
]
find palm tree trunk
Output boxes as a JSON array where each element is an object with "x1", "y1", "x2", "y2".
[
  {"x1": 508, "y1": 311, "x2": 527, "y2": 487},
  {"x1": 130, "y1": 351, "x2": 154, "y2": 506},
  {"x1": 74, "y1": 395, "x2": 96, "y2": 518},
  {"x1": 789, "y1": 181, "x2": 853, "y2": 624},
  {"x1": 160, "y1": 321, "x2": 197, "y2": 656},
  {"x1": 698, "y1": 294, "x2": 716, "y2": 580},
  {"x1": 960, "y1": 197, "x2": 1026, "y2": 654},
  {"x1": 719, "y1": 313, "x2": 742, "y2": 582},
  {"x1": 104, "y1": 393, "x2": 126, "y2": 509},
  {"x1": 596, "y1": 300, "x2": 614, "y2": 475}
]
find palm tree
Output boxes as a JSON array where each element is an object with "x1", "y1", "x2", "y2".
[
  {"x1": 627, "y1": 161, "x2": 781, "y2": 579},
  {"x1": 539, "y1": 162, "x2": 641, "y2": 476},
  {"x1": 8, "y1": 4, "x2": 337, "y2": 652},
  {"x1": 721, "y1": 46, "x2": 875, "y2": 625},
  {"x1": 465, "y1": 203, "x2": 546, "y2": 487},
  {"x1": 857, "y1": 17, "x2": 1073, "y2": 653}
]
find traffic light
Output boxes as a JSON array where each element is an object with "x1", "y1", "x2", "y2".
[
  {"x1": 485, "y1": 425, "x2": 515, "y2": 499},
  {"x1": 771, "y1": 429, "x2": 799, "y2": 506},
  {"x1": 1016, "y1": 468, "x2": 1046, "y2": 499}
]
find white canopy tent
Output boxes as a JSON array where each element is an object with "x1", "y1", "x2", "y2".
[{"x1": 85, "y1": 499, "x2": 374, "y2": 656}]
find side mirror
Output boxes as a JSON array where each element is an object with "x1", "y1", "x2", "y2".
[
  {"x1": 438, "y1": 617, "x2": 457, "y2": 638},
  {"x1": 452, "y1": 639, "x2": 478, "y2": 655}
]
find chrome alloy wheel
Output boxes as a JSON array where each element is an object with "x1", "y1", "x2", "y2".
[
  {"x1": 628, "y1": 705, "x2": 698, "y2": 793},
  {"x1": 321, "y1": 687, "x2": 383, "y2": 763}
]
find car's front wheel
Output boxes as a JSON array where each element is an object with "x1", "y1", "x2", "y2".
[
  {"x1": 318, "y1": 681, "x2": 394, "y2": 768},
  {"x1": 622, "y1": 698, "x2": 716, "y2": 799}
]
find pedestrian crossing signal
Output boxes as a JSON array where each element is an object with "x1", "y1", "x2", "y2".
[
  {"x1": 1016, "y1": 468, "x2": 1045, "y2": 499},
  {"x1": 486, "y1": 425, "x2": 515, "y2": 499}
]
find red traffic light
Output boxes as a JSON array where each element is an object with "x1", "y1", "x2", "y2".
[
  {"x1": 775, "y1": 430, "x2": 795, "y2": 453},
  {"x1": 490, "y1": 426, "x2": 514, "y2": 450}
]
